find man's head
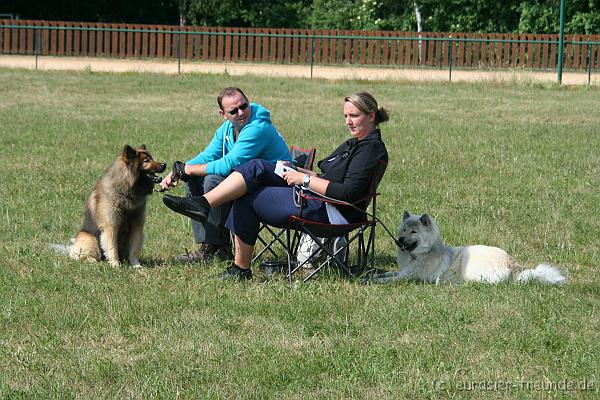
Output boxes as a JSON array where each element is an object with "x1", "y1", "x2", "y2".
[{"x1": 218, "y1": 87, "x2": 251, "y2": 131}]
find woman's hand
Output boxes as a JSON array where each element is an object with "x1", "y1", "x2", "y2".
[
  {"x1": 282, "y1": 169, "x2": 305, "y2": 186},
  {"x1": 282, "y1": 170, "x2": 329, "y2": 194},
  {"x1": 282, "y1": 170, "x2": 328, "y2": 195}
]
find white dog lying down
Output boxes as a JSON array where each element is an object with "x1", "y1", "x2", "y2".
[{"x1": 364, "y1": 212, "x2": 567, "y2": 285}]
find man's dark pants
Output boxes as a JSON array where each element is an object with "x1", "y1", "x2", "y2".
[{"x1": 185, "y1": 174, "x2": 232, "y2": 246}]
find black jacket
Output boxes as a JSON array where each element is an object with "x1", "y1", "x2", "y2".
[{"x1": 317, "y1": 129, "x2": 388, "y2": 223}]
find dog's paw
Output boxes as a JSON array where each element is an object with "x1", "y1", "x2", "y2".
[
  {"x1": 130, "y1": 261, "x2": 142, "y2": 269},
  {"x1": 359, "y1": 275, "x2": 375, "y2": 285},
  {"x1": 108, "y1": 259, "x2": 121, "y2": 267}
]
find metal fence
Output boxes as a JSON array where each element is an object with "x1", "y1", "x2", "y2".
[{"x1": 2, "y1": 19, "x2": 599, "y2": 83}]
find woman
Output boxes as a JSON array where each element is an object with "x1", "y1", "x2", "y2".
[{"x1": 163, "y1": 92, "x2": 389, "y2": 280}]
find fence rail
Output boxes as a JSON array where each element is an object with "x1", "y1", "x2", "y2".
[{"x1": 2, "y1": 19, "x2": 600, "y2": 71}]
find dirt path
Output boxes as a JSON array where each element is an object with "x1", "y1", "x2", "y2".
[{"x1": 1, "y1": 54, "x2": 596, "y2": 85}]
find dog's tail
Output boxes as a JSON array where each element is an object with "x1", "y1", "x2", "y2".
[{"x1": 515, "y1": 263, "x2": 567, "y2": 285}]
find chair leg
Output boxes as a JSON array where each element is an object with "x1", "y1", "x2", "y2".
[
  {"x1": 285, "y1": 222, "x2": 377, "y2": 282},
  {"x1": 302, "y1": 230, "x2": 353, "y2": 280},
  {"x1": 286, "y1": 227, "x2": 293, "y2": 285},
  {"x1": 252, "y1": 225, "x2": 288, "y2": 264},
  {"x1": 366, "y1": 224, "x2": 375, "y2": 270}
]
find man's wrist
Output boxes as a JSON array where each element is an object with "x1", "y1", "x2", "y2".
[{"x1": 185, "y1": 163, "x2": 207, "y2": 176}]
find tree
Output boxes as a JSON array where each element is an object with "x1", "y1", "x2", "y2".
[
  {"x1": 3, "y1": 0, "x2": 180, "y2": 24},
  {"x1": 563, "y1": 0, "x2": 600, "y2": 34},
  {"x1": 518, "y1": 0, "x2": 600, "y2": 34},
  {"x1": 4, "y1": 0, "x2": 600, "y2": 34},
  {"x1": 518, "y1": 0, "x2": 561, "y2": 33},
  {"x1": 414, "y1": 1, "x2": 422, "y2": 32},
  {"x1": 178, "y1": 0, "x2": 311, "y2": 28},
  {"x1": 309, "y1": 0, "x2": 386, "y2": 30}
]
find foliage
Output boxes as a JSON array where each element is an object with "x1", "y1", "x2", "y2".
[
  {"x1": 3, "y1": 0, "x2": 600, "y2": 34},
  {"x1": 563, "y1": 0, "x2": 600, "y2": 34},
  {"x1": 178, "y1": 0, "x2": 311, "y2": 28},
  {"x1": 518, "y1": 1, "x2": 560, "y2": 34},
  {"x1": 177, "y1": 0, "x2": 600, "y2": 33},
  {"x1": 309, "y1": 0, "x2": 358, "y2": 30},
  {"x1": 420, "y1": 0, "x2": 522, "y2": 33},
  {"x1": 2, "y1": 0, "x2": 180, "y2": 24},
  {"x1": 310, "y1": 0, "x2": 384, "y2": 30},
  {"x1": 518, "y1": 0, "x2": 600, "y2": 34}
]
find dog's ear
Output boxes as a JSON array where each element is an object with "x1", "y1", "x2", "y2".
[
  {"x1": 140, "y1": 144, "x2": 147, "y2": 150},
  {"x1": 420, "y1": 214, "x2": 431, "y2": 227},
  {"x1": 123, "y1": 145, "x2": 137, "y2": 160},
  {"x1": 403, "y1": 211, "x2": 410, "y2": 221}
]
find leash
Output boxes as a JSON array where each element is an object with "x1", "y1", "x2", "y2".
[{"x1": 152, "y1": 161, "x2": 186, "y2": 193}]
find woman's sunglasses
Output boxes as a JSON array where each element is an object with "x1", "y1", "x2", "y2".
[{"x1": 226, "y1": 102, "x2": 249, "y2": 116}]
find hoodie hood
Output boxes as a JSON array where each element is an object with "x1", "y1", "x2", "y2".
[{"x1": 244, "y1": 103, "x2": 271, "y2": 128}]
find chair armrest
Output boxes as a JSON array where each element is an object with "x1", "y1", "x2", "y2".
[{"x1": 299, "y1": 190, "x2": 380, "y2": 208}]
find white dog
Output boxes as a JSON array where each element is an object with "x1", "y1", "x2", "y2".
[{"x1": 364, "y1": 211, "x2": 567, "y2": 285}]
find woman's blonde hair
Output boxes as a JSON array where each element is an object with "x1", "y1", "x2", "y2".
[{"x1": 344, "y1": 92, "x2": 389, "y2": 125}]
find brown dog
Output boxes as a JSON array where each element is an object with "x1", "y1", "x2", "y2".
[{"x1": 67, "y1": 145, "x2": 166, "y2": 267}]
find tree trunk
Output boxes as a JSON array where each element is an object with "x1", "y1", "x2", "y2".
[
  {"x1": 414, "y1": 1, "x2": 423, "y2": 62},
  {"x1": 414, "y1": 1, "x2": 422, "y2": 33}
]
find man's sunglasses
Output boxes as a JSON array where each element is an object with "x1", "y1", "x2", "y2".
[{"x1": 225, "y1": 102, "x2": 249, "y2": 116}]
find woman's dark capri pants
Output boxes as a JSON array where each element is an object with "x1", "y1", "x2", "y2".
[{"x1": 224, "y1": 159, "x2": 330, "y2": 246}]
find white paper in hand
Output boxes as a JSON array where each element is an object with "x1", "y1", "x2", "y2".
[{"x1": 274, "y1": 160, "x2": 295, "y2": 178}]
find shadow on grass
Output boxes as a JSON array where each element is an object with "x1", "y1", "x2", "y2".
[{"x1": 253, "y1": 253, "x2": 399, "y2": 284}]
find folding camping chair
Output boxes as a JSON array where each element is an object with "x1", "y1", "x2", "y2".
[
  {"x1": 251, "y1": 145, "x2": 316, "y2": 265},
  {"x1": 284, "y1": 159, "x2": 387, "y2": 283}
]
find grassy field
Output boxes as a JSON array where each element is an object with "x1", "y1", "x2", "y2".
[{"x1": 1, "y1": 68, "x2": 599, "y2": 399}]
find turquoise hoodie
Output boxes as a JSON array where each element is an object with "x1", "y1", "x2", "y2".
[{"x1": 187, "y1": 103, "x2": 292, "y2": 176}]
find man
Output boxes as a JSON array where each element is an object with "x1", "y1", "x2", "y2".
[{"x1": 161, "y1": 87, "x2": 292, "y2": 262}]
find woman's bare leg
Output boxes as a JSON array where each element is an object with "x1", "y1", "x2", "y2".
[
  {"x1": 233, "y1": 235, "x2": 254, "y2": 269},
  {"x1": 204, "y1": 171, "x2": 247, "y2": 207}
]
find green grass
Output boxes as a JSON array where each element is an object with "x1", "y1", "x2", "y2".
[{"x1": 1, "y1": 68, "x2": 599, "y2": 399}]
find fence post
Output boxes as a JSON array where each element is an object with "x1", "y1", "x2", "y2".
[
  {"x1": 177, "y1": 31, "x2": 181, "y2": 75},
  {"x1": 588, "y1": 44, "x2": 593, "y2": 86},
  {"x1": 557, "y1": 0, "x2": 566, "y2": 83},
  {"x1": 448, "y1": 36, "x2": 453, "y2": 82},
  {"x1": 310, "y1": 34, "x2": 315, "y2": 79},
  {"x1": 34, "y1": 27, "x2": 39, "y2": 70}
]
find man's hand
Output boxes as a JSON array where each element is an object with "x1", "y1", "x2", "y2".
[
  {"x1": 160, "y1": 171, "x2": 177, "y2": 190},
  {"x1": 160, "y1": 161, "x2": 188, "y2": 190}
]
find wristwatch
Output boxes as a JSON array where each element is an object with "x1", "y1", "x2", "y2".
[{"x1": 302, "y1": 174, "x2": 311, "y2": 189}]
